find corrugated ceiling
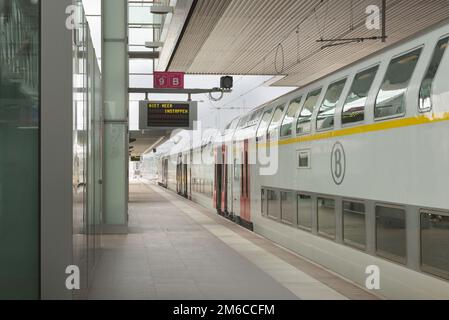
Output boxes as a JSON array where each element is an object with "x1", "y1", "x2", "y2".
[{"x1": 168, "y1": 0, "x2": 449, "y2": 87}]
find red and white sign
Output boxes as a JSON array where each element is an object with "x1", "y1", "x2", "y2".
[{"x1": 154, "y1": 72, "x2": 185, "y2": 89}]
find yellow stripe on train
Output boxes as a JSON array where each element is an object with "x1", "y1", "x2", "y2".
[{"x1": 257, "y1": 112, "x2": 449, "y2": 148}]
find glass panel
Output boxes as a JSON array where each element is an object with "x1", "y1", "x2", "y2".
[
  {"x1": 419, "y1": 37, "x2": 449, "y2": 111},
  {"x1": 421, "y1": 211, "x2": 449, "y2": 280},
  {"x1": 297, "y1": 194, "x2": 312, "y2": 230},
  {"x1": 256, "y1": 110, "x2": 273, "y2": 138},
  {"x1": 267, "y1": 190, "x2": 280, "y2": 220},
  {"x1": 317, "y1": 198, "x2": 336, "y2": 239},
  {"x1": 0, "y1": 0, "x2": 40, "y2": 299},
  {"x1": 342, "y1": 66, "x2": 379, "y2": 125},
  {"x1": 281, "y1": 192, "x2": 295, "y2": 225},
  {"x1": 297, "y1": 89, "x2": 321, "y2": 135},
  {"x1": 317, "y1": 79, "x2": 347, "y2": 131},
  {"x1": 129, "y1": 28, "x2": 154, "y2": 45},
  {"x1": 375, "y1": 49, "x2": 422, "y2": 119},
  {"x1": 281, "y1": 97, "x2": 302, "y2": 137},
  {"x1": 376, "y1": 206, "x2": 407, "y2": 264},
  {"x1": 343, "y1": 201, "x2": 366, "y2": 250}
]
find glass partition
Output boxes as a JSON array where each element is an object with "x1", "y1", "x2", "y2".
[{"x1": 0, "y1": 0, "x2": 40, "y2": 299}]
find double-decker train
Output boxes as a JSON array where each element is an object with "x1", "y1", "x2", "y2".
[{"x1": 151, "y1": 21, "x2": 449, "y2": 299}]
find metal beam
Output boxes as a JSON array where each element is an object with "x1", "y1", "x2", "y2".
[
  {"x1": 128, "y1": 51, "x2": 160, "y2": 59},
  {"x1": 128, "y1": 87, "x2": 227, "y2": 94}
]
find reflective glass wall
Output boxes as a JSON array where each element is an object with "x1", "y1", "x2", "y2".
[
  {"x1": 0, "y1": 0, "x2": 40, "y2": 299},
  {"x1": 72, "y1": 1, "x2": 102, "y2": 298}
]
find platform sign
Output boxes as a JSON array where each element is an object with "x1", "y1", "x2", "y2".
[
  {"x1": 153, "y1": 72, "x2": 185, "y2": 89},
  {"x1": 139, "y1": 100, "x2": 197, "y2": 130}
]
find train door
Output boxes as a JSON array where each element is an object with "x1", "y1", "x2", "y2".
[
  {"x1": 227, "y1": 144, "x2": 234, "y2": 215},
  {"x1": 176, "y1": 154, "x2": 182, "y2": 194},
  {"x1": 188, "y1": 150, "x2": 193, "y2": 199},
  {"x1": 240, "y1": 140, "x2": 251, "y2": 224},
  {"x1": 222, "y1": 145, "x2": 228, "y2": 214},
  {"x1": 214, "y1": 146, "x2": 223, "y2": 212},
  {"x1": 162, "y1": 158, "x2": 168, "y2": 187},
  {"x1": 183, "y1": 155, "x2": 188, "y2": 198}
]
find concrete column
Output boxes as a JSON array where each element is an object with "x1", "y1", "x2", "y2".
[
  {"x1": 41, "y1": 0, "x2": 73, "y2": 300},
  {"x1": 102, "y1": 0, "x2": 128, "y2": 233}
]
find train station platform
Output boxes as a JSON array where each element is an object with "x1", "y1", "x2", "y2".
[{"x1": 88, "y1": 183, "x2": 377, "y2": 300}]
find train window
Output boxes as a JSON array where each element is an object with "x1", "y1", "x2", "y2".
[
  {"x1": 419, "y1": 37, "x2": 449, "y2": 111},
  {"x1": 297, "y1": 150, "x2": 310, "y2": 169},
  {"x1": 267, "y1": 190, "x2": 281, "y2": 221},
  {"x1": 297, "y1": 194, "x2": 312, "y2": 231},
  {"x1": 375, "y1": 205, "x2": 407, "y2": 264},
  {"x1": 281, "y1": 97, "x2": 302, "y2": 137},
  {"x1": 317, "y1": 79, "x2": 347, "y2": 131},
  {"x1": 420, "y1": 210, "x2": 449, "y2": 280},
  {"x1": 375, "y1": 48, "x2": 422, "y2": 119},
  {"x1": 268, "y1": 105, "x2": 285, "y2": 140},
  {"x1": 317, "y1": 197, "x2": 336, "y2": 239},
  {"x1": 261, "y1": 189, "x2": 267, "y2": 216},
  {"x1": 281, "y1": 191, "x2": 295, "y2": 225},
  {"x1": 297, "y1": 89, "x2": 322, "y2": 135},
  {"x1": 342, "y1": 66, "x2": 379, "y2": 125},
  {"x1": 343, "y1": 201, "x2": 366, "y2": 250},
  {"x1": 256, "y1": 110, "x2": 273, "y2": 139}
]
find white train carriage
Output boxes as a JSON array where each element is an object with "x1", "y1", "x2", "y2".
[
  {"x1": 157, "y1": 21, "x2": 449, "y2": 299},
  {"x1": 250, "y1": 22, "x2": 449, "y2": 299}
]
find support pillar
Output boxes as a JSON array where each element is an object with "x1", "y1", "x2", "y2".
[{"x1": 102, "y1": 0, "x2": 128, "y2": 233}]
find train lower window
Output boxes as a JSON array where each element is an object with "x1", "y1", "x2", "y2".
[
  {"x1": 297, "y1": 194, "x2": 312, "y2": 231},
  {"x1": 281, "y1": 191, "x2": 295, "y2": 225},
  {"x1": 297, "y1": 89, "x2": 322, "y2": 135},
  {"x1": 261, "y1": 189, "x2": 267, "y2": 216},
  {"x1": 317, "y1": 197, "x2": 336, "y2": 239},
  {"x1": 375, "y1": 48, "x2": 422, "y2": 119},
  {"x1": 343, "y1": 201, "x2": 366, "y2": 250},
  {"x1": 419, "y1": 37, "x2": 449, "y2": 112},
  {"x1": 317, "y1": 78, "x2": 347, "y2": 131},
  {"x1": 267, "y1": 190, "x2": 281, "y2": 221},
  {"x1": 375, "y1": 205, "x2": 407, "y2": 264},
  {"x1": 342, "y1": 66, "x2": 379, "y2": 125},
  {"x1": 281, "y1": 97, "x2": 302, "y2": 137},
  {"x1": 420, "y1": 210, "x2": 449, "y2": 280}
]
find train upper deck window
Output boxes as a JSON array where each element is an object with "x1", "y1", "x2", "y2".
[
  {"x1": 256, "y1": 110, "x2": 273, "y2": 139},
  {"x1": 420, "y1": 210, "x2": 449, "y2": 280},
  {"x1": 297, "y1": 89, "x2": 322, "y2": 135},
  {"x1": 317, "y1": 79, "x2": 347, "y2": 131},
  {"x1": 281, "y1": 97, "x2": 302, "y2": 137},
  {"x1": 342, "y1": 66, "x2": 379, "y2": 125},
  {"x1": 375, "y1": 48, "x2": 422, "y2": 119},
  {"x1": 419, "y1": 37, "x2": 449, "y2": 111},
  {"x1": 376, "y1": 205, "x2": 407, "y2": 265},
  {"x1": 267, "y1": 105, "x2": 285, "y2": 139}
]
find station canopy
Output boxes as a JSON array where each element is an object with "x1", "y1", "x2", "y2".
[{"x1": 164, "y1": 0, "x2": 449, "y2": 87}]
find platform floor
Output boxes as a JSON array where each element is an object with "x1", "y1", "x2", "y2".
[{"x1": 88, "y1": 182, "x2": 377, "y2": 300}]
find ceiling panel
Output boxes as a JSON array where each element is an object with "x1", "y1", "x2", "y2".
[{"x1": 167, "y1": 0, "x2": 449, "y2": 87}]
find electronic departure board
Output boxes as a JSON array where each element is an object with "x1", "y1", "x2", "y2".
[{"x1": 139, "y1": 101, "x2": 197, "y2": 130}]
